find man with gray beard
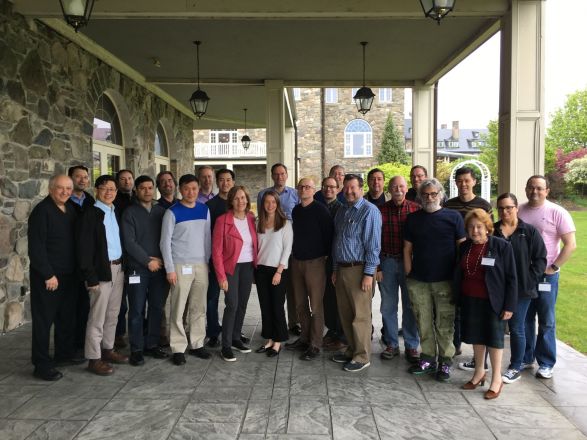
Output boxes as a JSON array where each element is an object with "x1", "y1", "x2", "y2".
[{"x1": 403, "y1": 178, "x2": 466, "y2": 382}]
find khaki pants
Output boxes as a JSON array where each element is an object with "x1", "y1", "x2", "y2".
[
  {"x1": 406, "y1": 278, "x2": 455, "y2": 364},
  {"x1": 85, "y1": 263, "x2": 125, "y2": 360},
  {"x1": 170, "y1": 263, "x2": 208, "y2": 353},
  {"x1": 291, "y1": 257, "x2": 326, "y2": 348},
  {"x1": 336, "y1": 265, "x2": 372, "y2": 363}
]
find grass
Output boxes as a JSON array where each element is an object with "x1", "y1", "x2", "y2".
[{"x1": 556, "y1": 210, "x2": 587, "y2": 353}]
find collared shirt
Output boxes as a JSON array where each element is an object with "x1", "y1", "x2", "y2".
[
  {"x1": 197, "y1": 191, "x2": 216, "y2": 204},
  {"x1": 157, "y1": 197, "x2": 178, "y2": 210},
  {"x1": 365, "y1": 192, "x2": 390, "y2": 207},
  {"x1": 379, "y1": 198, "x2": 420, "y2": 258},
  {"x1": 332, "y1": 198, "x2": 381, "y2": 275},
  {"x1": 95, "y1": 200, "x2": 122, "y2": 260},
  {"x1": 70, "y1": 192, "x2": 87, "y2": 207},
  {"x1": 257, "y1": 186, "x2": 299, "y2": 221}
]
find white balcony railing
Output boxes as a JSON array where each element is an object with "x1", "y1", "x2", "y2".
[{"x1": 194, "y1": 142, "x2": 266, "y2": 158}]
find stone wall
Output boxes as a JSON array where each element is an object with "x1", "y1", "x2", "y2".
[
  {"x1": 233, "y1": 164, "x2": 266, "y2": 213},
  {"x1": 0, "y1": 3, "x2": 194, "y2": 331},
  {"x1": 295, "y1": 88, "x2": 323, "y2": 180}
]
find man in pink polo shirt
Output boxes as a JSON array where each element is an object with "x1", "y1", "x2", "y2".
[{"x1": 518, "y1": 175, "x2": 576, "y2": 380}]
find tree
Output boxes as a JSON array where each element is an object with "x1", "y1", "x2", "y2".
[
  {"x1": 565, "y1": 157, "x2": 587, "y2": 195},
  {"x1": 363, "y1": 162, "x2": 412, "y2": 192},
  {"x1": 378, "y1": 114, "x2": 409, "y2": 165},
  {"x1": 548, "y1": 148, "x2": 587, "y2": 197},
  {"x1": 546, "y1": 88, "x2": 587, "y2": 154},
  {"x1": 478, "y1": 119, "x2": 498, "y2": 186}
]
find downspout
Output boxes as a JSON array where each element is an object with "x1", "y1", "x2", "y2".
[
  {"x1": 321, "y1": 88, "x2": 326, "y2": 176},
  {"x1": 433, "y1": 81, "x2": 439, "y2": 176}
]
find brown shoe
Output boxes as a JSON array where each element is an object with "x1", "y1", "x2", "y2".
[
  {"x1": 87, "y1": 359, "x2": 113, "y2": 376},
  {"x1": 114, "y1": 335, "x2": 127, "y2": 349},
  {"x1": 102, "y1": 349, "x2": 129, "y2": 364},
  {"x1": 324, "y1": 339, "x2": 348, "y2": 351}
]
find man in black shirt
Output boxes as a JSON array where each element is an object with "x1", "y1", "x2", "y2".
[
  {"x1": 365, "y1": 168, "x2": 391, "y2": 207},
  {"x1": 156, "y1": 171, "x2": 179, "y2": 209},
  {"x1": 286, "y1": 178, "x2": 334, "y2": 360},
  {"x1": 28, "y1": 175, "x2": 79, "y2": 381}
]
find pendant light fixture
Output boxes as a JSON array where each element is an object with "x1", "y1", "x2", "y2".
[
  {"x1": 189, "y1": 41, "x2": 210, "y2": 118},
  {"x1": 59, "y1": 0, "x2": 95, "y2": 32},
  {"x1": 353, "y1": 42, "x2": 375, "y2": 115},
  {"x1": 241, "y1": 108, "x2": 251, "y2": 151},
  {"x1": 420, "y1": 0, "x2": 456, "y2": 25}
]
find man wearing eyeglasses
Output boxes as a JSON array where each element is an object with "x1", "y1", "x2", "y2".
[
  {"x1": 286, "y1": 178, "x2": 333, "y2": 361},
  {"x1": 518, "y1": 175, "x2": 576, "y2": 379},
  {"x1": 404, "y1": 178, "x2": 466, "y2": 382}
]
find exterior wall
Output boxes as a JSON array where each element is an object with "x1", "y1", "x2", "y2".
[
  {"x1": 0, "y1": 3, "x2": 194, "y2": 331},
  {"x1": 295, "y1": 88, "x2": 323, "y2": 180},
  {"x1": 233, "y1": 164, "x2": 266, "y2": 212}
]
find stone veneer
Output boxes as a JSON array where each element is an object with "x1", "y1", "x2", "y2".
[{"x1": 0, "y1": 2, "x2": 195, "y2": 331}]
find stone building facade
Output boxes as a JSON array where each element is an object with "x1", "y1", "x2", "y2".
[{"x1": 0, "y1": 3, "x2": 195, "y2": 331}]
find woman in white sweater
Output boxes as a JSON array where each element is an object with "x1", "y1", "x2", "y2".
[{"x1": 254, "y1": 190, "x2": 293, "y2": 357}]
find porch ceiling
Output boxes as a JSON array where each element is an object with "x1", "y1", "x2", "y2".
[{"x1": 13, "y1": 0, "x2": 510, "y2": 129}]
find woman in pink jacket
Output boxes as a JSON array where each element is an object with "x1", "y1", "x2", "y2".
[{"x1": 212, "y1": 186, "x2": 258, "y2": 362}]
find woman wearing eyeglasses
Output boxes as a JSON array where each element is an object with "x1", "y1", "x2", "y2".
[
  {"x1": 455, "y1": 208, "x2": 518, "y2": 399},
  {"x1": 494, "y1": 193, "x2": 547, "y2": 384}
]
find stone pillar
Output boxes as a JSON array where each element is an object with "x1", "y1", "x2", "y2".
[
  {"x1": 411, "y1": 84, "x2": 436, "y2": 176},
  {"x1": 265, "y1": 80, "x2": 295, "y2": 187},
  {"x1": 498, "y1": 0, "x2": 545, "y2": 197}
]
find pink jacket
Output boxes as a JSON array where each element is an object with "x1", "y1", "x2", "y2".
[{"x1": 212, "y1": 211, "x2": 258, "y2": 282}]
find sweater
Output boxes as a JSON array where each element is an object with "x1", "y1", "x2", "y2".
[{"x1": 291, "y1": 201, "x2": 333, "y2": 260}]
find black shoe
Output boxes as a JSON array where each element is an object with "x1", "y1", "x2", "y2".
[
  {"x1": 221, "y1": 347, "x2": 236, "y2": 362},
  {"x1": 129, "y1": 351, "x2": 145, "y2": 366},
  {"x1": 206, "y1": 336, "x2": 220, "y2": 348},
  {"x1": 289, "y1": 325, "x2": 302, "y2": 336},
  {"x1": 172, "y1": 353, "x2": 186, "y2": 366},
  {"x1": 256, "y1": 345, "x2": 269, "y2": 353},
  {"x1": 189, "y1": 347, "x2": 212, "y2": 359},
  {"x1": 33, "y1": 367, "x2": 63, "y2": 381},
  {"x1": 144, "y1": 346, "x2": 169, "y2": 359},
  {"x1": 300, "y1": 346, "x2": 320, "y2": 361},
  {"x1": 436, "y1": 363, "x2": 451, "y2": 382},
  {"x1": 231, "y1": 340, "x2": 252, "y2": 353},
  {"x1": 267, "y1": 347, "x2": 281, "y2": 358},
  {"x1": 285, "y1": 338, "x2": 309, "y2": 351},
  {"x1": 54, "y1": 356, "x2": 86, "y2": 366},
  {"x1": 240, "y1": 334, "x2": 250, "y2": 344}
]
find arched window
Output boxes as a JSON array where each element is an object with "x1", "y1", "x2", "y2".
[
  {"x1": 154, "y1": 122, "x2": 170, "y2": 173},
  {"x1": 92, "y1": 93, "x2": 124, "y2": 179},
  {"x1": 344, "y1": 119, "x2": 372, "y2": 157}
]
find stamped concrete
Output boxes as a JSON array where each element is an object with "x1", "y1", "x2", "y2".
[{"x1": 0, "y1": 288, "x2": 586, "y2": 439}]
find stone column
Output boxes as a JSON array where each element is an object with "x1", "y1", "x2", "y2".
[
  {"x1": 265, "y1": 80, "x2": 295, "y2": 187},
  {"x1": 498, "y1": 0, "x2": 545, "y2": 197},
  {"x1": 411, "y1": 84, "x2": 436, "y2": 176}
]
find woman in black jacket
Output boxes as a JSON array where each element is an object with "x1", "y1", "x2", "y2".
[
  {"x1": 494, "y1": 193, "x2": 547, "y2": 384},
  {"x1": 455, "y1": 209, "x2": 517, "y2": 400}
]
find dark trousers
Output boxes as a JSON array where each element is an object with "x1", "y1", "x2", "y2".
[
  {"x1": 206, "y1": 262, "x2": 222, "y2": 338},
  {"x1": 453, "y1": 306, "x2": 462, "y2": 350},
  {"x1": 116, "y1": 285, "x2": 128, "y2": 337},
  {"x1": 286, "y1": 255, "x2": 298, "y2": 329},
  {"x1": 74, "y1": 280, "x2": 89, "y2": 351},
  {"x1": 127, "y1": 268, "x2": 168, "y2": 352},
  {"x1": 254, "y1": 265, "x2": 289, "y2": 342},
  {"x1": 221, "y1": 262, "x2": 254, "y2": 349},
  {"x1": 323, "y1": 258, "x2": 343, "y2": 339},
  {"x1": 30, "y1": 271, "x2": 77, "y2": 371}
]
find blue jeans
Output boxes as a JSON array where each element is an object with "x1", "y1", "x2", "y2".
[
  {"x1": 379, "y1": 257, "x2": 419, "y2": 350},
  {"x1": 508, "y1": 297, "x2": 531, "y2": 370},
  {"x1": 127, "y1": 269, "x2": 168, "y2": 352},
  {"x1": 524, "y1": 272, "x2": 559, "y2": 368},
  {"x1": 206, "y1": 263, "x2": 221, "y2": 338}
]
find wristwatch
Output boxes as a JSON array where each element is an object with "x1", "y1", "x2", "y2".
[{"x1": 550, "y1": 263, "x2": 560, "y2": 273}]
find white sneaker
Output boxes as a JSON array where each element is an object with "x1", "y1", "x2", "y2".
[
  {"x1": 521, "y1": 362, "x2": 534, "y2": 370},
  {"x1": 536, "y1": 366, "x2": 553, "y2": 379}
]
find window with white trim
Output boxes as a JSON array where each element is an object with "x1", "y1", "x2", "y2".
[
  {"x1": 325, "y1": 88, "x2": 338, "y2": 104},
  {"x1": 344, "y1": 119, "x2": 373, "y2": 157},
  {"x1": 379, "y1": 88, "x2": 392, "y2": 103},
  {"x1": 154, "y1": 122, "x2": 170, "y2": 197},
  {"x1": 92, "y1": 93, "x2": 124, "y2": 180},
  {"x1": 293, "y1": 88, "x2": 301, "y2": 101},
  {"x1": 351, "y1": 88, "x2": 359, "y2": 103}
]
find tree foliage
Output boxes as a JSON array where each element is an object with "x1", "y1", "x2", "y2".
[
  {"x1": 363, "y1": 162, "x2": 412, "y2": 192},
  {"x1": 548, "y1": 148, "x2": 587, "y2": 197},
  {"x1": 546, "y1": 88, "x2": 587, "y2": 154},
  {"x1": 478, "y1": 119, "x2": 498, "y2": 185},
  {"x1": 565, "y1": 157, "x2": 587, "y2": 187},
  {"x1": 377, "y1": 114, "x2": 409, "y2": 165}
]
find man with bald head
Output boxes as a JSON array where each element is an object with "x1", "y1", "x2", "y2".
[
  {"x1": 286, "y1": 178, "x2": 333, "y2": 360},
  {"x1": 377, "y1": 176, "x2": 421, "y2": 363},
  {"x1": 28, "y1": 175, "x2": 80, "y2": 381}
]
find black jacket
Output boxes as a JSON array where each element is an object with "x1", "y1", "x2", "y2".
[
  {"x1": 76, "y1": 204, "x2": 122, "y2": 286},
  {"x1": 67, "y1": 191, "x2": 95, "y2": 213},
  {"x1": 454, "y1": 235, "x2": 518, "y2": 315},
  {"x1": 493, "y1": 219, "x2": 547, "y2": 299}
]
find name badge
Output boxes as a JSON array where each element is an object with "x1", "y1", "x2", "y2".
[
  {"x1": 182, "y1": 265, "x2": 193, "y2": 275},
  {"x1": 481, "y1": 257, "x2": 495, "y2": 267},
  {"x1": 538, "y1": 282, "x2": 551, "y2": 292},
  {"x1": 129, "y1": 275, "x2": 140, "y2": 285}
]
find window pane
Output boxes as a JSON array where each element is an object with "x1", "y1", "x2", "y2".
[
  {"x1": 92, "y1": 151, "x2": 101, "y2": 181},
  {"x1": 325, "y1": 88, "x2": 338, "y2": 104},
  {"x1": 379, "y1": 88, "x2": 392, "y2": 103},
  {"x1": 155, "y1": 123, "x2": 168, "y2": 156},
  {"x1": 107, "y1": 154, "x2": 121, "y2": 175},
  {"x1": 352, "y1": 134, "x2": 364, "y2": 156},
  {"x1": 93, "y1": 94, "x2": 122, "y2": 146}
]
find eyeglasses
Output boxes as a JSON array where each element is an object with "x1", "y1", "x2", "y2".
[
  {"x1": 497, "y1": 205, "x2": 516, "y2": 211},
  {"x1": 97, "y1": 186, "x2": 117, "y2": 193},
  {"x1": 421, "y1": 192, "x2": 439, "y2": 199},
  {"x1": 322, "y1": 185, "x2": 337, "y2": 190},
  {"x1": 526, "y1": 186, "x2": 547, "y2": 192},
  {"x1": 297, "y1": 185, "x2": 315, "y2": 191}
]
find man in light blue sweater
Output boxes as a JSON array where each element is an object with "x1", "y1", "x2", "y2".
[{"x1": 160, "y1": 174, "x2": 212, "y2": 365}]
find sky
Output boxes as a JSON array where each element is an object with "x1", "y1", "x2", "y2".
[{"x1": 405, "y1": 0, "x2": 587, "y2": 130}]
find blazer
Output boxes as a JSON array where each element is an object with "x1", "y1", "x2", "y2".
[
  {"x1": 454, "y1": 235, "x2": 518, "y2": 315},
  {"x1": 212, "y1": 211, "x2": 258, "y2": 281}
]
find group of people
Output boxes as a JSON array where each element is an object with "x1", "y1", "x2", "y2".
[{"x1": 28, "y1": 160, "x2": 576, "y2": 401}]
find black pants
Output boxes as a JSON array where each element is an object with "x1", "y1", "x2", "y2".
[
  {"x1": 74, "y1": 280, "x2": 89, "y2": 351},
  {"x1": 30, "y1": 271, "x2": 77, "y2": 371},
  {"x1": 254, "y1": 265, "x2": 288, "y2": 343},
  {"x1": 221, "y1": 262, "x2": 254, "y2": 349},
  {"x1": 116, "y1": 285, "x2": 128, "y2": 337}
]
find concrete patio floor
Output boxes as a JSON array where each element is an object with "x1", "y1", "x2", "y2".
[{"x1": 1, "y1": 288, "x2": 586, "y2": 439}]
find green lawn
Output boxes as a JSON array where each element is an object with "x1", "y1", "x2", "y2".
[{"x1": 557, "y1": 210, "x2": 587, "y2": 353}]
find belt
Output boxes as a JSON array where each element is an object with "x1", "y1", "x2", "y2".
[
  {"x1": 381, "y1": 253, "x2": 402, "y2": 260},
  {"x1": 338, "y1": 261, "x2": 364, "y2": 268},
  {"x1": 110, "y1": 258, "x2": 122, "y2": 265}
]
